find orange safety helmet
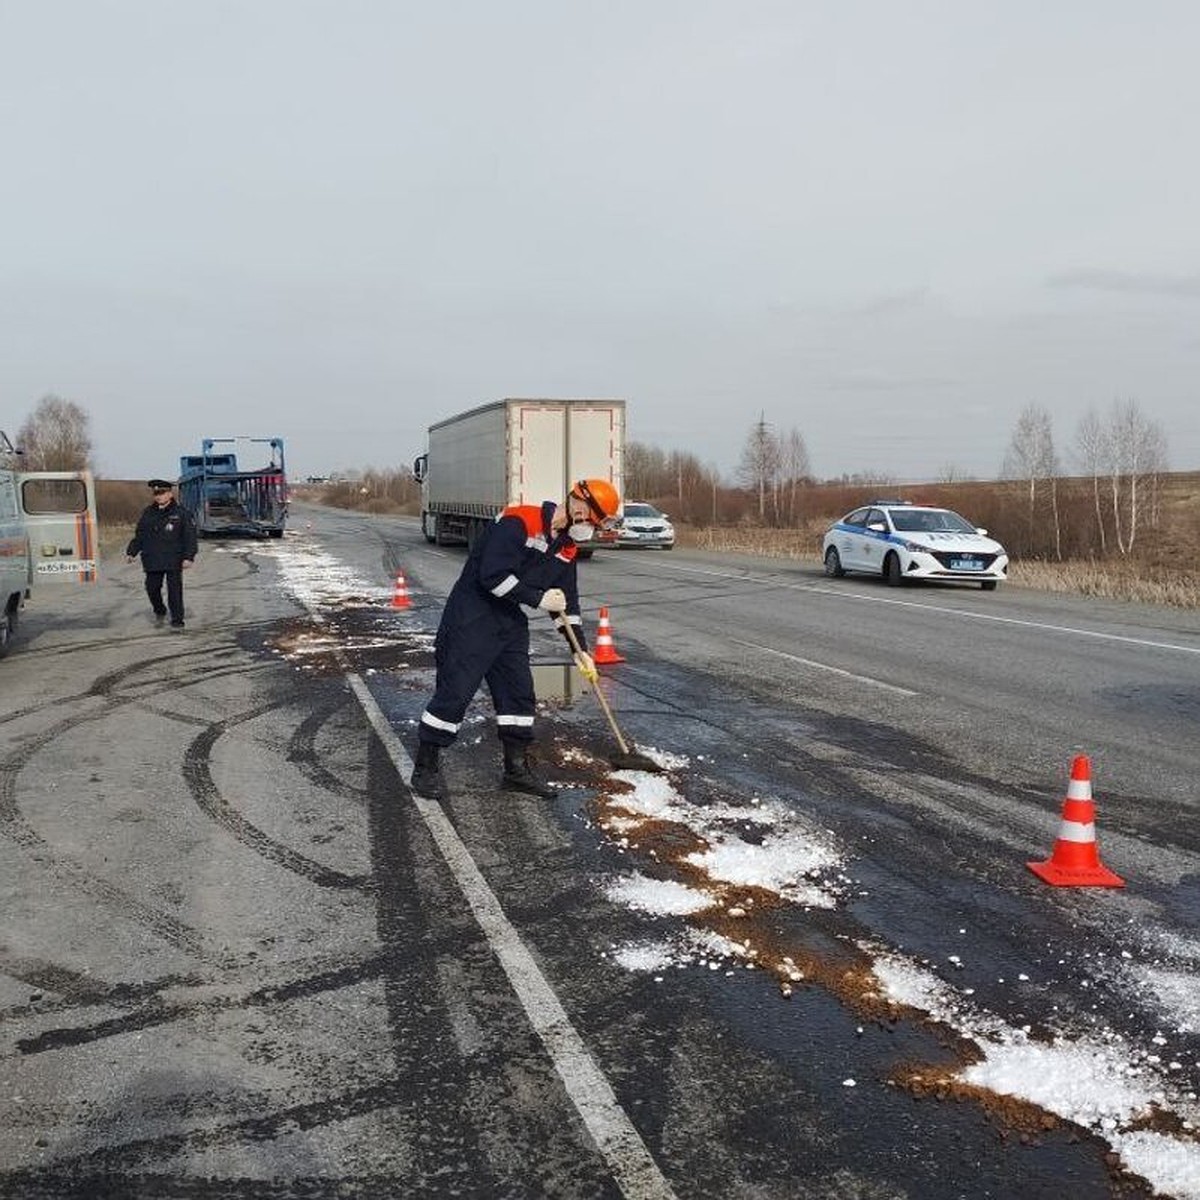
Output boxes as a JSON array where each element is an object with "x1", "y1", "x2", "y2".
[{"x1": 570, "y1": 478, "x2": 621, "y2": 524}]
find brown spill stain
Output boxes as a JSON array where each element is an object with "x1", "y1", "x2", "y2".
[{"x1": 578, "y1": 765, "x2": 1167, "y2": 1178}]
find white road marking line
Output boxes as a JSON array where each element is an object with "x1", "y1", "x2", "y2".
[
  {"x1": 292, "y1": 606, "x2": 676, "y2": 1197},
  {"x1": 729, "y1": 638, "x2": 918, "y2": 697},
  {"x1": 346, "y1": 676, "x2": 678, "y2": 1200},
  {"x1": 656, "y1": 562, "x2": 1200, "y2": 657}
]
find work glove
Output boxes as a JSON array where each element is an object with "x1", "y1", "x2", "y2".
[
  {"x1": 537, "y1": 588, "x2": 567, "y2": 612},
  {"x1": 573, "y1": 650, "x2": 599, "y2": 684}
]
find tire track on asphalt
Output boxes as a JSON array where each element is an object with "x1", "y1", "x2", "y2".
[
  {"x1": 0, "y1": 651, "x2": 289, "y2": 967},
  {"x1": 16, "y1": 954, "x2": 391, "y2": 1055},
  {"x1": 181, "y1": 700, "x2": 375, "y2": 893},
  {"x1": 0, "y1": 619, "x2": 284, "y2": 668},
  {"x1": 0, "y1": 647, "x2": 234, "y2": 726},
  {"x1": 0, "y1": 715, "x2": 217, "y2": 965},
  {"x1": 0, "y1": 1080, "x2": 425, "y2": 1183},
  {"x1": 287, "y1": 696, "x2": 370, "y2": 802}
]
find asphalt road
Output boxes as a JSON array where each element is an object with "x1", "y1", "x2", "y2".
[{"x1": 1, "y1": 502, "x2": 1197, "y2": 1199}]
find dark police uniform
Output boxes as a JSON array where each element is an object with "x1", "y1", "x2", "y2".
[
  {"x1": 418, "y1": 501, "x2": 587, "y2": 750},
  {"x1": 126, "y1": 486, "x2": 199, "y2": 627}
]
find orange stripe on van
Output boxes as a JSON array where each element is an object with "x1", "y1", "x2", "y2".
[{"x1": 75, "y1": 512, "x2": 97, "y2": 582}]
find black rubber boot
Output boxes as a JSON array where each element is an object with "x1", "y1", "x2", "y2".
[
  {"x1": 501, "y1": 742, "x2": 555, "y2": 798},
  {"x1": 410, "y1": 742, "x2": 447, "y2": 799}
]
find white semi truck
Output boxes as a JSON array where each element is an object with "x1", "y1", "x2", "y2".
[
  {"x1": 1, "y1": 431, "x2": 99, "y2": 657},
  {"x1": 412, "y1": 398, "x2": 625, "y2": 558}
]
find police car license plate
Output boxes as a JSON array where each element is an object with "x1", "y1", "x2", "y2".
[{"x1": 951, "y1": 557, "x2": 983, "y2": 571}]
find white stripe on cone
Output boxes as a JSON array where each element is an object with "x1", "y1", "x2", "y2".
[{"x1": 1056, "y1": 819, "x2": 1097, "y2": 844}]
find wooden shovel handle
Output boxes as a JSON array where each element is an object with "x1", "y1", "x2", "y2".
[{"x1": 558, "y1": 614, "x2": 632, "y2": 756}]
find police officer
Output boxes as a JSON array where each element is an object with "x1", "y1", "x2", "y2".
[
  {"x1": 411, "y1": 478, "x2": 621, "y2": 799},
  {"x1": 125, "y1": 479, "x2": 199, "y2": 630}
]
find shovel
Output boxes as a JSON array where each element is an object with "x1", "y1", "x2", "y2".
[{"x1": 558, "y1": 615, "x2": 664, "y2": 773}]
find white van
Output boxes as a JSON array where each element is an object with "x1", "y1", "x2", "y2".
[{"x1": 1, "y1": 439, "x2": 98, "y2": 656}]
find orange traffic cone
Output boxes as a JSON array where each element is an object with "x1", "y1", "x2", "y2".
[
  {"x1": 1027, "y1": 755, "x2": 1124, "y2": 888},
  {"x1": 592, "y1": 606, "x2": 625, "y2": 664},
  {"x1": 390, "y1": 570, "x2": 412, "y2": 610}
]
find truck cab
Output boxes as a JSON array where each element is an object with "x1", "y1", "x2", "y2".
[{"x1": 178, "y1": 438, "x2": 288, "y2": 538}]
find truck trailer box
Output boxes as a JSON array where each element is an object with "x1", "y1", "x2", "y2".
[{"x1": 413, "y1": 398, "x2": 624, "y2": 554}]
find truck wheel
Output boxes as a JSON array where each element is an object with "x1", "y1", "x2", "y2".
[
  {"x1": 422, "y1": 512, "x2": 436, "y2": 544},
  {"x1": 465, "y1": 519, "x2": 486, "y2": 552}
]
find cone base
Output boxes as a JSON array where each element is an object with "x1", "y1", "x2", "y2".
[
  {"x1": 593, "y1": 649, "x2": 624, "y2": 664},
  {"x1": 1026, "y1": 859, "x2": 1125, "y2": 888}
]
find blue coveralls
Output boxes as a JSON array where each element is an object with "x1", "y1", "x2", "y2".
[{"x1": 417, "y1": 502, "x2": 588, "y2": 749}]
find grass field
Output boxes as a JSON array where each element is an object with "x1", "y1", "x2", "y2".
[{"x1": 96, "y1": 477, "x2": 1200, "y2": 609}]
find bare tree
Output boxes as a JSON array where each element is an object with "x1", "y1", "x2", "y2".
[
  {"x1": 1144, "y1": 423, "x2": 1169, "y2": 534},
  {"x1": 778, "y1": 428, "x2": 811, "y2": 525},
  {"x1": 15, "y1": 395, "x2": 93, "y2": 470},
  {"x1": 937, "y1": 463, "x2": 975, "y2": 483},
  {"x1": 1002, "y1": 403, "x2": 1060, "y2": 558},
  {"x1": 624, "y1": 441, "x2": 659, "y2": 499},
  {"x1": 737, "y1": 413, "x2": 780, "y2": 522},
  {"x1": 1106, "y1": 398, "x2": 1167, "y2": 554},
  {"x1": 1074, "y1": 408, "x2": 1109, "y2": 554},
  {"x1": 706, "y1": 461, "x2": 722, "y2": 525}
]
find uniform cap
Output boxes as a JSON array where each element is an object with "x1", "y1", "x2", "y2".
[{"x1": 148, "y1": 478, "x2": 174, "y2": 491}]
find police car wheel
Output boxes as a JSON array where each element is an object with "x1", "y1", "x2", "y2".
[
  {"x1": 824, "y1": 547, "x2": 845, "y2": 578},
  {"x1": 883, "y1": 552, "x2": 904, "y2": 587}
]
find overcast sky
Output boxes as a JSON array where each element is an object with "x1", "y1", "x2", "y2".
[{"x1": 2, "y1": 1, "x2": 1198, "y2": 483}]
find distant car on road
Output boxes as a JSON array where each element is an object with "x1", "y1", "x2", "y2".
[
  {"x1": 614, "y1": 502, "x2": 675, "y2": 550},
  {"x1": 822, "y1": 500, "x2": 1008, "y2": 589}
]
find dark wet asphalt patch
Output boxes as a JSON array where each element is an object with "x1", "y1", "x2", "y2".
[{"x1": 260, "y1": 607, "x2": 434, "y2": 678}]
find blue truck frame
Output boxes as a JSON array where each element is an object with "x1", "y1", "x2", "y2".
[{"x1": 178, "y1": 437, "x2": 288, "y2": 538}]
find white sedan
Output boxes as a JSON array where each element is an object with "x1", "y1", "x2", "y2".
[
  {"x1": 822, "y1": 501, "x2": 1008, "y2": 590},
  {"x1": 614, "y1": 502, "x2": 675, "y2": 549}
]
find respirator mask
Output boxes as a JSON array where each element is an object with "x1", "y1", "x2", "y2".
[{"x1": 567, "y1": 522, "x2": 596, "y2": 543}]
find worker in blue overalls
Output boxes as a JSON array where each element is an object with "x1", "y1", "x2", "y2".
[{"x1": 411, "y1": 478, "x2": 621, "y2": 800}]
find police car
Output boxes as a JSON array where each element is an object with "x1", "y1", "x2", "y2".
[
  {"x1": 614, "y1": 502, "x2": 675, "y2": 549},
  {"x1": 821, "y1": 500, "x2": 1008, "y2": 590}
]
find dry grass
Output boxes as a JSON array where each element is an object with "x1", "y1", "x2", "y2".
[
  {"x1": 98, "y1": 479, "x2": 152, "y2": 525},
  {"x1": 685, "y1": 520, "x2": 830, "y2": 561},
  {"x1": 1007, "y1": 558, "x2": 1200, "y2": 607},
  {"x1": 96, "y1": 480, "x2": 146, "y2": 562},
  {"x1": 682, "y1": 525, "x2": 1200, "y2": 609},
  {"x1": 99, "y1": 522, "x2": 133, "y2": 560}
]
